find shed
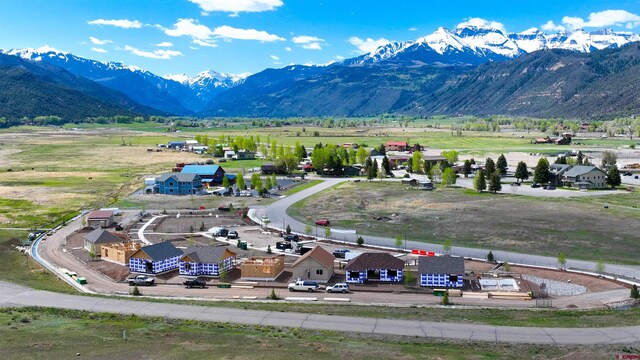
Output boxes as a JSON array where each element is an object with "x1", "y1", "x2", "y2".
[
  {"x1": 344, "y1": 252, "x2": 404, "y2": 283},
  {"x1": 290, "y1": 246, "x2": 335, "y2": 283},
  {"x1": 83, "y1": 228, "x2": 122, "y2": 253},
  {"x1": 101, "y1": 241, "x2": 142, "y2": 265},
  {"x1": 261, "y1": 162, "x2": 287, "y2": 175},
  {"x1": 240, "y1": 255, "x2": 285, "y2": 281},
  {"x1": 180, "y1": 246, "x2": 236, "y2": 277},
  {"x1": 129, "y1": 242, "x2": 183, "y2": 274},
  {"x1": 418, "y1": 256, "x2": 465, "y2": 288},
  {"x1": 87, "y1": 210, "x2": 115, "y2": 228}
]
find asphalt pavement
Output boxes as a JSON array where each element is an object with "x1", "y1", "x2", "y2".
[{"x1": 1, "y1": 281, "x2": 639, "y2": 345}]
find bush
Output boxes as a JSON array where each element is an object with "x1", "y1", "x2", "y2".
[
  {"x1": 267, "y1": 245, "x2": 272, "y2": 254},
  {"x1": 486, "y1": 251, "x2": 494, "y2": 262},
  {"x1": 268, "y1": 288, "x2": 280, "y2": 300},
  {"x1": 356, "y1": 236, "x2": 364, "y2": 246},
  {"x1": 632, "y1": 284, "x2": 640, "y2": 299},
  {"x1": 442, "y1": 291, "x2": 450, "y2": 306},
  {"x1": 131, "y1": 285, "x2": 141, "y2": 296}
]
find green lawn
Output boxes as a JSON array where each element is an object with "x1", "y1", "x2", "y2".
[
  {"x1": 282, "y1": 179, "x2": 323, "y2": 195},
  {"x1": 0, "y1": 307, "x2": 625, "y2": 359}
]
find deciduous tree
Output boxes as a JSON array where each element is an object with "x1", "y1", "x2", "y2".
[
  {"x1": 607, "y1": 165, "x2": 621, "y2": 188},
  {"x1": 442, "y1": 167, "x2": 456, "y2": 187},
  {"x1": 533, "y1": 158, "x2": 551, "y2": 184}
]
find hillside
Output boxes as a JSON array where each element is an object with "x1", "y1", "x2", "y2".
[{"x1": 0, "y1": 54, "x2": 160, "y2": 120}]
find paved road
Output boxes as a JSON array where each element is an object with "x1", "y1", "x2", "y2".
[
  {"x1": 258, "y1": 178, "x2": 640, "y2": 283},
  {"x1": 1, "y1": 281, "x2": 638, "y2": 345}
]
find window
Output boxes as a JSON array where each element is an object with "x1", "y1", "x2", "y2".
[
  {"x1": 315, "y1": 269, "x2": 323, "y2": 275},
  {"x1": 449, "y1": 275, "x2": 459, "y2": 283},
  {"x1": 387, "y1": 270, "x2": 398, "y2": 277},
  {"x1": 184, "y1": 263, "x2": 191, "y2": 271},
  {"x1": 348, "y1": 271, "x2": 360, "y2": 279}
]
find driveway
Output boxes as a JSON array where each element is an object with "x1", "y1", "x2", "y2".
[{"x1": 1, "y1": 281, "x2": 639, "y2": 345}]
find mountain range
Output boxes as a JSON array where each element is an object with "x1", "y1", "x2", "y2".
[{"x1": 2, "y1": 24, "x2": 640, "y2": 121}]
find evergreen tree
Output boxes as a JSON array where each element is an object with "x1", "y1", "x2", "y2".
[
  {"x1": 631, "y1": 284, "x2": 640, "y2": 299},
  {"x1": 382, "y1": 156, "x2": 391, "y2": 176},
  {"x1": 484, "y1": 158, "x2": 496, "y2": 180},
  {"x1": 486, "y1": 251, "x2": 495, "y2": 262},
  {"x1": 533, "y1": 158, "x2": 551, "y2": 184},
  {"x1": 496, "y1": 154, "x2": 508, "y2": 176},
  {"x1": 555, "y1": 156, "x2": 567, "y2": 164},
  {"x1": 462, "y1": 160, "x2": 471, "y2": 178},
  {"x1": 376, "y1": 143, "x2": 386, "y2": 155},
  {"x1": 473, "y1": 170, "x2": 486, "y2": 193},
  {"x1": 370, "y1": 159, "x2": 379, "y2": 179},
  {"x1": 607, "y1": 165, "x2": 621, "y2": 188},
  {"x1": 286, "y1": 225, "x2": 291, "y2": 234},
  {"x1": 365, "y1": 157, "x2": 374, "y2": 180},
  {"x1": 423, "y1": 160, "x2": 433, "y2": 177},
  {"x1": 515, "y1": 161, "x2": 529, "y2": 183},
  {"x1": 488, "y1": 170, "x2": 502, "y2": 193},
  {"x1": 577, "y1": 151, "x2": 584, "y2": 165}
]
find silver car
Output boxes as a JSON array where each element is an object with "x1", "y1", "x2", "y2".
[{"x1": 326, "y1": 283, "x2": 349, "y2": 293}]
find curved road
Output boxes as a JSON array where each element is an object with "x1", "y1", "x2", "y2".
[
  {"x1": 258, "y1": 178, "x2": 640, "y2": 283},
  {"x1": 1, "y1": 281, "x2": 639, "y2": 345}
]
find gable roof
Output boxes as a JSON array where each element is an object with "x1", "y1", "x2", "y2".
[
  {"x1": 418, "y1": 256, "x2": 465, "y2": 275},
  {"x1": 83, "y1": 228, "x2": 122, "y2": 244},
  {"x1": 549, "y1": 164, "x2": 571, "y2": 172},
  {"x1": 182, "y1": 246, "x2": 236, "y2": 264},
  {"x1": 292, "y1": 246, "x2": 335, "y2": 269},
  {"x1": 385, "y1": 141, "x2": 409, "y2": 146},
  {"x1": 87, "y1": 210, "x2": 114, "y2": 219},
  {"x1": 181, "y1": 165, "x2": 222, "y2": 175},
  {"x1": 136, "y1": 242, "x2": 183, "y2": 261},
  {"x1": 157, "y1": 172, "x2": 201, "y2": 183},
  {"x1": 345, "y1": 252, "x2": 404, "y2": 271},
  {"x1": 563, "y1": 165, "x2": 606, "y2": 178}
]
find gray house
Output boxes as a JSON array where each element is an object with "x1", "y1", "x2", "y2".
[
  {"x1": 549, "y1": 164, "x2": 571, "y2": 186},
  {"x1": 345, "y1": 252, "x2": 404, "y2": 284},
  {"x1": 290, "y1": 246, "x2": 335, "y2": 283},
  {"x1": 418, "y1": 256, "x2": 465, "y2": 288},
  {"x1": 562, "y1": 166, "x2": 608, "y2": 189}
]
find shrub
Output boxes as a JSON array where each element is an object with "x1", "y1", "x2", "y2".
[
  {"x1": 268, "y1": 288, "x2": 280, "y2": 300},
  {"x1": 267, "y1": 245, "x2": 272, "y2": 254},
  {"x1": 356, "y1": 236, "x2": 364, "y2": 246},
  {"x1": 486, "y1": 251, "x2": 494, "y2": 262},
  {"x1": 631, "y1": 284, "x2": 639, "y2": 299},
  {"x1": 442, "y1": 291, "x2": 450, "y2": 306},
  {"x1": 131, "y1": 285, "x2": 141, "y2": 296}
]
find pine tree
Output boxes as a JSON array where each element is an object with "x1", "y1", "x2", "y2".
[
  {"x1": 382, "y1": 156, "x2": 391, "y2": 176},
  {"x1": 486, "y1": 251, "x2": 495, "y2": 262},
  {"x1": 607, "y1": 165, "x2": 621, "y2": 188},
  {"x1": 496, "y1": 154, "x2": 508, "y2": 176},
  {"x1": 473, "y1": 170, "x2": 486, "y2": 193},
  {"x1": 423, "y1": 160, "x2": 432, "y2": 177},
  {"x1": 515, "y1": 161, "x2": 529, "y2": 183},
  {"x1": 462, "y1": 160, "x2": 471, "y2": 178},
  {"x1": 533, "y1": 158, "x2": 551, "y2": 184},
  {"x1": 484, "y1": 158, "x2": 496, "y2": 180},
  {"x1": 631, "y1": 284, "x2": 640, "y2": 299},
  {"x1": 488, "y1": 170, "x2": 502, "y2": 193}
]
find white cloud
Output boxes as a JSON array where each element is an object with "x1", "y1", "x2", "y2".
[
  {"x1": 88, "y1": 19, "x2": 142, "y2": 29},
  {"x1": 156, "y1": 42, "x2": 174, "y2": 47},
  {"x1": 89, "y1": 36, "x2": 112, "y2": 45},
  {"x1": 212, "y1": 25, "x2": 285, "y2": 42},
  {"x1": 91, "y1": 47, "x2": 108, "y2": 53},
  {"x1": 348, "y1": 36, "x2": 391, "y2": 54},
  {"x1": 188, "y1": 0, "x2": 283, "y2": 14},
  {"x1": 335, "y1": 55, "x2": 344, "y2": 60},
  {"x1": 456, "y1": 17, "x2": 506, "y2": 33},
  {"x1": 270, "y1": 55, "x2": 280, "y2": 60},
  {"x1": 408, "y1": 27, "x2": 418, "y2": 31},
  {"x1": 284, "y1": 47, "x2": 292, "y2": 52},
  {"x1": 124, "y1": 45, "x2": 182, "y2": 59},
  {"x1": 162, "y1": 19, "x2": 283, "y2": 46},
  {"x1": 541, "y1": 20, "x2": 566, "y2": 32},
  {"x1": 561, "y1": 10, "x2": 640, "y2": 30},
  {"x1": 292, "y1": 35, "x2": 325, "y2": 50}
]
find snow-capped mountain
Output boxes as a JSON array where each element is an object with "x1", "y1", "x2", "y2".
[
  {"x1": 164, "y1": 70, "x2": 250, "y2": 105},
  {"x1": 350, "y1": 24, "x2": 640, "y2": 65}
]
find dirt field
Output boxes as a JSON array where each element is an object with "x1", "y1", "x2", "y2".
[{"x1": 290, "y1": 181, "x2": 640, "y2": 263}]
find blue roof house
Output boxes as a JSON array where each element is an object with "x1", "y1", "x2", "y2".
[
  {"x1": 155, "y1": 173, "x2": 203, "y2": 195},
  {"x1": 181, "y1": 165, "x2": 226, "y2": 184}
]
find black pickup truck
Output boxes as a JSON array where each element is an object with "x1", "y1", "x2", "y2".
[{"x1": 183, "y1": 279, "x2": 207, "y2": 289}]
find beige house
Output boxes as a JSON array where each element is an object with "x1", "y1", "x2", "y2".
[
  {"x1": 83, "y1": 228, "x2": 122, "y2": 254},
  {"x1": 562, "y1": 166, "x2": 608, "y2": 189},
  {"x1": 240, "y1": 255, "x2": 285, "y2": 281},
  {"x1": 101, "y1": 242, "x2": 142, "y2": 265},
  {"x1": 290, "y1": 246, "x2": 335, "y2": 283}
]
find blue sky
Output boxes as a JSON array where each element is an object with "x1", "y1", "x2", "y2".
[{"x1": 1, "y1": 1, "x2": 640, "y2": 76}]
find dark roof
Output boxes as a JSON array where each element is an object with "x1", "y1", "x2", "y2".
[
  {"x1": 563, "y1": 165, "x2": 606, "y2": 177},
  {"x1": 156, "y1": 173, "x2": 201, "y2": 182},
  {"x1": 418, "y1": 256, "x2": 465, "y2": 275},
  {"x1": 83, "y1": 228, "x2": 121, "y2": 244},
  {"x1": 292, "y1": 246, "x2": 335, "y2": 268},
  {"x1": 182, "y1": 246, "x2": 235, "y2": 263},
  {"x1": 345, "y1": 252, "x2": 404, "y2": 271},
  {"x1": 138, "y1": 242, "x2": 183, "y2": 261},
  {"x1": 87, "y1": 210, "x2": 114, "y2": 219}
]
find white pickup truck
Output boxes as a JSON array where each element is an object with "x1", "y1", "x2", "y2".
[
  {"x1": 128, "y1": 275, "x2": 155, "y2": 286},
  {"x1": 287, "y1": 280, "x2": 320, "y2": 292}
]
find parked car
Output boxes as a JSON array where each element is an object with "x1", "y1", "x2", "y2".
[
  {"x1": 545, "y1": 185, "x2": 556, "y2": 190},
  {"x1": 510, "y1": 182, "x2": 521, "y2": 186},
  {"x1": 332, "y1": 249, "x2": 350, "y2": 258},
  {"x1": 183, "y1": 278, "x2": 207, "y2": 289},
  {"x1": 530, "y1": 183, "x2": 541, "y2": 188},
  {"x1": 218, "y1": 205, "x2": 231, "y2": 211},
  {"x1": 326, "y1": 283, "x2": 349, "y2": 293},
  {"x1": 212, "y1": 227, "x2": 229, "y2": 237},
  {"x1": 128, "y1": 275, "x2": 155, "y2": 286},
  {"x1": 276, "y1": 241, "x2": 292, "y2": 250},
  {"x1": 227, "y1": 230, "x2": 239, "y2": 239},
  {"x1": 623, "y1": 172, "x2": 633, "y2": 176},
  {"x1": 284, "y1": 234, "x2": 300, "y2": 242},
  {"x1": 288, "y1": 280, "x2": 320, "y2": 292},
  {"x1": 315, "y1": 219, "x2": 330, "y2": 226}
]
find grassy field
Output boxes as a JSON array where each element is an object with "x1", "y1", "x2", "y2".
[
  {"x1": 0, "y1": 307, "x2": 629, "y2": 359},
  {"x1": 288, "y1": 181, "x2": 640, "y2": 263},
  {"x1": 282, "y1": 179, "x2": 323, "y2": 195},
  {"x1": 0, "y1": 231, "x2": 74, "y2": 293}
]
